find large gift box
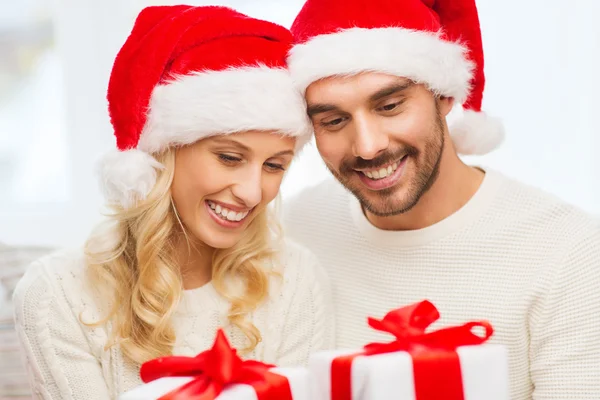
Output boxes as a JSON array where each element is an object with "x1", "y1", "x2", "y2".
[
  {"x1": 119, "y1": 330, "x2": 310, "y2": 400},
  {"x1": 309, "y1": 301, "x2": 510, "y2": 400}
]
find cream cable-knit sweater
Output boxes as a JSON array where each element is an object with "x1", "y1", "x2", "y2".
[
  {"x1": 13, "y1": 239, "x2": 335, "y2": 399},
  {"x1": 283, "y1": 168, "x2": 600, "y2": 400}
]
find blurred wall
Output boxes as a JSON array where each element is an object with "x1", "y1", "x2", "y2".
[{"x1": 0, "y1": 0, "x2": 598, "y2": 247}]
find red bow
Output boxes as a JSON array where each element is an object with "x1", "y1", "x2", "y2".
[
  {"x1": 332, "y1": 300, "x2": 494, "y2": 400},
  {"x1": 140, "y1": 329, "x2": 293, "y2": 400}
]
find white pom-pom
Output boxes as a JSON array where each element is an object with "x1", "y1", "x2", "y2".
[
  {"x1": 97, "y1": 149, "x2": 164, "y2": 209},
  {"x1": 449, "y1": 110, "x2": 505, "y2": 155}
]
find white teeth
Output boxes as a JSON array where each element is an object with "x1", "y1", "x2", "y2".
[
  {"x1": 208, "y1": 201, "x2": 249, "y2": 222},
  {"x1": 362, "y1": 161, "x2": 400, "y2": 180}
]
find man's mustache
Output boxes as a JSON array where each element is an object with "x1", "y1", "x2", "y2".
[{"x1": 340, "y1": 147, "x2": 417, "y2": 173}]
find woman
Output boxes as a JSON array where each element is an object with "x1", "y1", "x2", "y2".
[{"x1": 12, "y1": 5, "x2": 334, "y2": 399}]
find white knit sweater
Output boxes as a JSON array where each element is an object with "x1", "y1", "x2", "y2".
[
  {"x1": 283, "y1": 168, "x2": 600, "y2": 400},
  {"x1": 12, "y1": 239, "x2": 335, "y2": 399}
]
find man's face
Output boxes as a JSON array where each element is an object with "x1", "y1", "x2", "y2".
[{"x1": 305, "y1": 73, "x2": 453, "y2": 216}]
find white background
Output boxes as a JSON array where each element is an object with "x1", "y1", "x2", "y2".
[{"x1": 1, "y1": 0, "x2": 599, "y2": 248}]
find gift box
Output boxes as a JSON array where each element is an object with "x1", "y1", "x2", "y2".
[
  {"x1": 119, "y1": 367, "x2": 310, "y2": 400},
  {"x1": 309, "y1": 301, "x2": 510, "y2": 400},
  {"x1": 119, "y1": 330, "x2": 310, "y2": 400}
]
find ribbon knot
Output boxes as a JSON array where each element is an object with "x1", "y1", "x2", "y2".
[
  {"x1": 140, "y1": 329, "x2": 292, "y2": 400},
  {"x1": 364, "y1": 300, "x2": 493, "y2": 354}
]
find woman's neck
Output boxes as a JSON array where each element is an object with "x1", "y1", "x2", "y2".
[{"x1": 173, "y1": 233, "x2": 215, "y2": 290}]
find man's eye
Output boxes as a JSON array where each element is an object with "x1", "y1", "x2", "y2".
[
  {"x1": 321, "y1": 117, "x2": 346, "y2": 127},
  {"x1": 378, "y1": 102, "x2": 402, "y2": 112}
]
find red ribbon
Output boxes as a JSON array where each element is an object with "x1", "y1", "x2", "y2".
[
  {"x1": 331, "y1": 300, "x2": 493, "y2": 400},
  {"x1": 140, "y1": 329, "x2": 293, "y2": 400}
]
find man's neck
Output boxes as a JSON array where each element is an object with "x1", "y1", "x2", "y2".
[{"x1": 366, "y1": 150, "x2": 484, "y2": 231}]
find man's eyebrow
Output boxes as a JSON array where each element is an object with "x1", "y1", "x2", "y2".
[
  {"x1": 369, "y1": 82, "x2": 414, "y2": 102},
  {"x1": 306, "y1": 104, "x2": 341, "y2": 118},
  {"x1": 307, "y1": 82, "x2": 413, "y2": 117}
]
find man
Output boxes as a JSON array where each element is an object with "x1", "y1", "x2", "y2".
[{"x1": 282, "y1": 0, "x2": 600, "y2": 398}]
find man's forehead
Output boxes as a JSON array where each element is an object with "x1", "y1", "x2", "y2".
[{"x1": 305, "y1": 72, "x2": 413, "y2": 109}]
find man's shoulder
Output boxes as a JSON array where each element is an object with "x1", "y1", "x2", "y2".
[{"x1": 490, "y1": 170, "x2": 599, "y2": 241}]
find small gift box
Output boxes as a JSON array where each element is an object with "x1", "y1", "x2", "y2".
[
  {"x1": 119, "y1": 330, "x2": 311, "y2": 400},
  {"x1": 309, "y1": 301, "x2": 510, "y2": 400}
]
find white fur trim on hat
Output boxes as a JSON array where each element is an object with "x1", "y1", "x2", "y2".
[
  {"x1": 288, "y1": 27, "x2": 474, "y2": 102},
  {"x1": 97, "y1": 149, "x2": 164, "y2": 209},
  {"x1": 137, "y1": 65, "x2": 313, "y2": 154},
  {"x1": 450, "y1": 110, "x2": 505, "y2": 155}
]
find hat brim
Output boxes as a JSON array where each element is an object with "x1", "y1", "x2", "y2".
[
  {"x1": 138, "y1": 65, "x2": 313, "y2": 153},
  {"x1": 288, "y1": 27, "x2": 474, "y2": 103}
]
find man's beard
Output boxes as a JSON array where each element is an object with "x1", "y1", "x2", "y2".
[{"x1": 326, "y1": 105, "x2": 445, "y2": 217}]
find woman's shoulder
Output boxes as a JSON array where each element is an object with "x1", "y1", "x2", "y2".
[
  {"x1": 276, "y1": 237, "x2": 318, "y2": 260},
  {"x1": 269, "y1": 237, "x2": 331, "y2": 297},
  {"x1": 12, "y1": 247, "x2": 89, "y2": 314},
  {"x1": 272, "y1": 238, "x2": 323, "y2": 279},
  {"x1": 259, "y1": 239, "x2": 335, "y2": 363}
]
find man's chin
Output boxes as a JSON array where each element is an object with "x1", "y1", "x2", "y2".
[
  {"x1": 348, "y1": 187, "x2": 408, "y2": 216},
  {"x1": 333, "y1": 171, "x2": 413, "y2": 214},
  {"x1": 361, "y1": 198, "x2": 409, "y2": 217}
]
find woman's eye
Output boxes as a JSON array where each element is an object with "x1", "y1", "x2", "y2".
[
  {"x1": 218, "y1": 154, "x2": 242, "y2": 164},
  {"x1": 265, "y1": 162, "x2": 285, "y2": 171}
]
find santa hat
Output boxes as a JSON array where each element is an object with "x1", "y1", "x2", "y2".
[
  {"x1": 100, "y1": 5, "x2": 312, "y2": 209},
  {"x1": 288, "y1": 0, "x2": 504, "y2": 155}
]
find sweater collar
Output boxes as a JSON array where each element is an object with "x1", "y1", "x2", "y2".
[{"x1": 349, "y1": 167, "x2": 503, "y2": 248}]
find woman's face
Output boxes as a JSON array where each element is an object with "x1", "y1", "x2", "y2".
[{"x1": 171, "y1": 131, "x2": 296, "y2": 249}]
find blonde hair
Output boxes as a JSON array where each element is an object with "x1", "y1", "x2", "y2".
[{"x1": 83, "y1": 148, "x2": 280, "y2": 365}]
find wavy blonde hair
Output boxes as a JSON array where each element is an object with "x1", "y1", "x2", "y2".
[{"x1": 83, "y1": 148, "x2": 281, "y2": 365}]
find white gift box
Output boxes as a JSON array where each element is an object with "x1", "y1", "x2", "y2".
[
  {"x1": 308, "y1": 344, "x2": 510, "y2": 400},
  {"x1": 119, "y1": 367, "x2": 310, "y2": 400}
]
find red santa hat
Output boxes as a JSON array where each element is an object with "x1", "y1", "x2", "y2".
[
  {"x1": 288, "y1": 0, "x2": 504, "y2": 156},
  {"x1": 100, "y1": 5, "x2": 312, "y2": 208}
]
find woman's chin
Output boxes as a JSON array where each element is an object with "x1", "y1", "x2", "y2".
[
  {"x1": 191, "y1": 227, "x2": 242, "y2": 250},
  {"x1": 204, "y1": 236, "x2": 240, "y2": 250}
]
